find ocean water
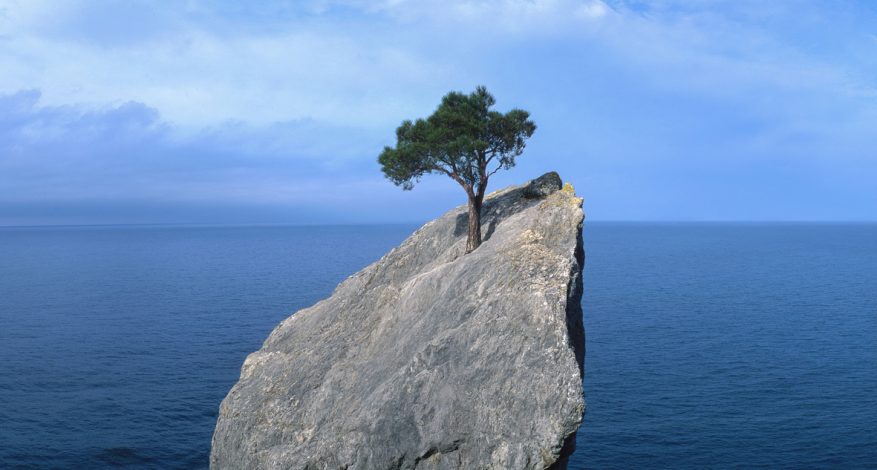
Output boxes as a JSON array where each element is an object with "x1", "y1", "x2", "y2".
[{"x1": 0, "y1": 223, "x2": 874, "y2": 469}]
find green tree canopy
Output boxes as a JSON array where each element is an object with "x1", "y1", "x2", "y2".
[{"x1": 379, "y1": 86, "x2": 536, "y2": 252}]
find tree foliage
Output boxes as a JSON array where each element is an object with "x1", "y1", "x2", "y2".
[
  {"x1": 379, "y1": 86, "x2": 535, "y2": 193},
  {"x1": 379, "y1": 86, "x2": 536, "y2": 252}
]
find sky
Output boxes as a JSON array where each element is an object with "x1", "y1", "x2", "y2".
[{"x1": 1, "y1": 0, "x2": 876, "y2": 225}]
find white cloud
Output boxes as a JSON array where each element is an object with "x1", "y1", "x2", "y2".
[
  {"x1": 0, "y1": 3, "x2": 442, "y2": 127},
  {"x1": 2, "y1": 0, "x2": 873, "y2": 140},
  {"x1": 0, "y1": 89, "x2": 390, "y2": 204},
  {"x1": 1, "y1": 30, "x2": 449, "y2": 128},
  {"x1": 366, "y1": 0, "x2": 612, "y2": 31},
  {"x1": 0, "y1": 0, "x2": 616, "y2": 129},
  {"x1": 2, "y1": 0, "x2": 874, "y2": 163},
  {"x1": 575, "y1": 1, "x2": 609, "y2": 19}
]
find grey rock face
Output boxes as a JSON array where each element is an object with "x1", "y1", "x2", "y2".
[{"x1": 211, "y1": 173, "x2": 586, "y2": 470}]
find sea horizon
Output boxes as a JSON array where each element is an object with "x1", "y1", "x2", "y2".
[{"x1": 3, "y1": 219, "x2": 876, "y2": 229}]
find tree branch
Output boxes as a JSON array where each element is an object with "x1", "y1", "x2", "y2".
[
  {"x1": 435, "y1": 165, "x2": 469, "y2": 192},
  {"x1": 437, "y1": 155, "x2": 461, "y2": 180},
  {"x1": 486, "y1": 161, "x2": 505, "y2": 178}
]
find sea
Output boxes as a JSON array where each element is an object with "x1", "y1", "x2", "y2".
[{"x1": 1, "y1": 223, "x2": 875, "y2": 469}]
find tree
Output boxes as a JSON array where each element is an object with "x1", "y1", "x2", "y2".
[{"x1": 379, "y1": 86, "x2": 536, "y2": 253}]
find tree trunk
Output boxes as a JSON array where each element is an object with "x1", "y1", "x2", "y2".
[{"x1": 466, "y1": 195, "x2": 483, "y2": 253}]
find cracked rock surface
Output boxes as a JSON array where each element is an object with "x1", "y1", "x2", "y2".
[{"x1": 211, "y1": 173, "x2": 586, "y2": 469}]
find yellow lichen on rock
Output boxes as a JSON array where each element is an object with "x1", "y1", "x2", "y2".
[
  {"x1": 561, "y1": 182, "x2": 575, "y2": 195},
  {"x1": 539, "y1": 184, "x2": 582, "y2": 210}
]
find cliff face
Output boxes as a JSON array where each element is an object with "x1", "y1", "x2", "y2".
[{"x1": 211, "y1": 173, "x2": 586, "y2": 469}]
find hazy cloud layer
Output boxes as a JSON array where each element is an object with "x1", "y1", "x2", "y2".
[{"x1": 0, "y1": 0, "x2": 875, "y2": 224}]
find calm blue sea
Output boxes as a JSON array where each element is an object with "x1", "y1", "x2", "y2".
[{"x1": 1, "y1": 223, "x2": 875, "y2": 469}]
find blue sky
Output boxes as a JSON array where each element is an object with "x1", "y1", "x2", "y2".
[{"x1": 1, "y1": 0, "x2": 875, "y2": 225}]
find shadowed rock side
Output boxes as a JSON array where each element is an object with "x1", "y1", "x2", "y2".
[{"x1": 211, "y1": 173, "x2": 586, "y2": 469}]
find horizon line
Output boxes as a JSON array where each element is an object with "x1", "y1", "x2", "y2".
[{"x1": 2, "y1": 220, "x2": 876, "y2": 229}]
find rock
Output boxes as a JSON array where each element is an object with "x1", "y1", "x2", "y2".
[
  {"x1": 523, "y1": 171, "x2": 563, "y2": 199},
  {"x1": 211, "y1": 173, "x2": 586, "y2": 469}
]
